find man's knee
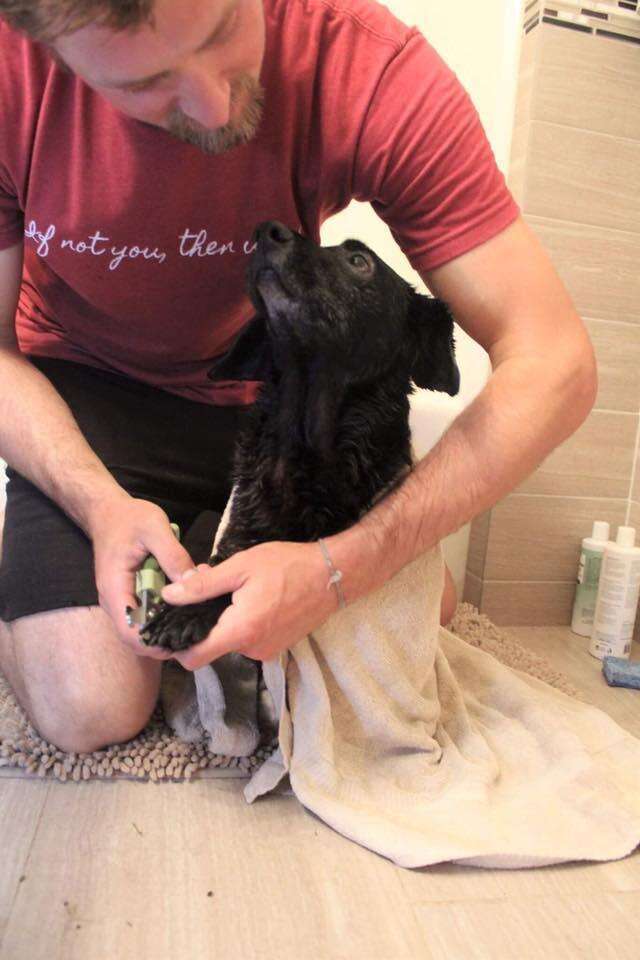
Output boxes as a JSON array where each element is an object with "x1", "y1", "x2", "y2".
[
  {"x1": 33, "y1": 673, "x2": 158, "y2": 754},
  {"x1": 2, "y1": 606, "x2": 162, "y2": 754},
  {"x1": 35, "y1": 698, "x2": 154, "y2": 755}
]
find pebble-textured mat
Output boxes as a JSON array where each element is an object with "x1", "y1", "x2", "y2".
[
  {"x1": 0, "y1": 603, "x2": 578, "y2": 783},
  {"x1": 447, "y1": 603, "x2": 579, "y2": 699}
]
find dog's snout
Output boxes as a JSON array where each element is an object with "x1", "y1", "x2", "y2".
[{"x1": 254, "y1": 221, "x2": 295, "y2": 248}]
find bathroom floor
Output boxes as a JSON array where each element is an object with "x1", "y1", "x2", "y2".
[{"x1": 1, "y1": 626, "x2": 639, "y2": 960}]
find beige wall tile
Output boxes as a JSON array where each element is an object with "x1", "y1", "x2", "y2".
[
  {"x1": 507, "y1": 122, "x2": 530, "y2": 205},
  {"x1": 507, "y1": 160, "x2": 526, "y2": 208},
  {"x1": 466, "y1": 510, "x2": 491, "y2": 579},
  {"x1": 484, "y1": 494, "x2": 627, "y2": 581},
  {"x1": 585, "y1": 319, "x2": 640, "y2": 414},
  {"x1": 519, "y1": 15, "x2": 539, "y2": 68},
  {"x1": 512, "y1": 23, "x2": 537, "y2": 132},
  {"x1": 470, "y1": 20, "x2": 640, "y2": 627},
  {"x1": 481, "y1": 580, "x2": 576, "y2": 626},
  {"x1": 629, "y1": 501, "x2": 640, "y2": 532},
  {"x1": 533, "y1": 23, "x2": 640, "y2": 141},
  {"x1": 523, "y1": 122, "x2": 640, "y2": 234},
  {"x1": 463, "y1": 570, "x2": 482, "y2": 609},
  {"x1": 516, "y1": 410, "x2": 637, "y2": 499},
  {"x1": 526, "y1": 216, "x2": 640, "y2": 325},
  {"x1": 513, "y1": 69, "x2": 534, "y2": 131},
  {"x1": 509, "y1": 122, "x2": 529, "y2": 168}
]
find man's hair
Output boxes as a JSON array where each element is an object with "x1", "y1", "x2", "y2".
[{"x1": 0, "y1": 0, "x2": 155, "y2": 41}]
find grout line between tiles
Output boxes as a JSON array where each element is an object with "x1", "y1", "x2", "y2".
[
  {"x1": 591, "y1": 408, "x2": 638, "y2": 415},
  {"x1": 524, "y1": 211, "x2": 640, "y2": 243},
  {"x1": 625, "y1": 412, "x2": 640, "y2": 524},
  {"x1": 482, "y1": 579, "x2": 577, "y2": 584},
  {"x1": 583, "y1": 316, "x2": 640, "y2": 330},
  {"x1": 529, "y1": 117, "x2": 640, "y2": 148},
  {"x1": 509, "y1": 492, "x2": 628, "y2": 501}
]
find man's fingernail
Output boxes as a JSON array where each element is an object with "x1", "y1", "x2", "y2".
[{"x1": 181, "y1": 568, "x2": 197, "y2": 581}]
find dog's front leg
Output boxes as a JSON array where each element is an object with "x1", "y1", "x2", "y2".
[{"x1": 139, "y1": 593, "x2": 233, "y2": 652}]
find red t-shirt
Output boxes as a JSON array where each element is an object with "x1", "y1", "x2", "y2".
[{"x1": 0, "y1": 0, "x2": 519, "y2": 405}]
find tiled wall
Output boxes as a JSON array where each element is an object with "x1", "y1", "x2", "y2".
[{"x1": 463, "y1": 2, "x2": 640, "y2": 625}]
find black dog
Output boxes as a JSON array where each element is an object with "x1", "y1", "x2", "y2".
[{"x1": 141, "y1": 221, "x2": 460, "y2": 651}]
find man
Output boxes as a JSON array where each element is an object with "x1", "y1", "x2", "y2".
[{"x1": 0, "y1": 0, "x2": 597, "y2": 754}]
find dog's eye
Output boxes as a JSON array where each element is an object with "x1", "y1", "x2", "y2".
[{"x1": 349, "y1": 253, "x2": 369, "y2": 271}]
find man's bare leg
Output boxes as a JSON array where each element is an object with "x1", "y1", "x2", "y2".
[
  {"x1": 0, "y1": 506, "x2": 161, "y2": 753},
  {"x1": 1, "y1": 610, "x2": 163, "y2": 755},
  {"x1": 0, "y1": 606, "x2": 162, "y2": 753}
]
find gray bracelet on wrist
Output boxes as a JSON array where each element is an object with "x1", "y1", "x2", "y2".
[{"x1": 318, "y1": 538, "x2": 347, "y2": 610}]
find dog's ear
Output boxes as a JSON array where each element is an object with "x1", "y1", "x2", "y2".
[
  {"x1": 208, "y1": 315, "x2": 275, "y2": 383},
  {"x1": 407, "y1": 294, "x2": 460, "y2": 396}
]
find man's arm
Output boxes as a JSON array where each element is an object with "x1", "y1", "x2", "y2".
[
  {"x1": 325, "y1": 216, "x2": 598, "y2": 600},
  {"x1": 0, "y1": 242, "x2": 193, "y2": 648},
  {"x1": 0, "y1": 243, "x2": 130, "y2": 530}
]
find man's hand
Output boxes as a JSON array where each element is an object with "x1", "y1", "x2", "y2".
[
  {"x1": 160, "y1": 541, "x2": 338, "y2": 670},
  {"x1": 88, "y1": 493, "x2": 196, "y2": 659}
]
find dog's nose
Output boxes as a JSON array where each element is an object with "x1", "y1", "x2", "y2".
[{"x1": 253, "y1": 221, "x2": 295, "y2": 248}]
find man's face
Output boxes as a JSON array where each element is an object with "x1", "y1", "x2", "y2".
[{"x1": 53, "y1": 0, "x2": 266, "y2": 154}]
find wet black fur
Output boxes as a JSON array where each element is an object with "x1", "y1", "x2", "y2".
[{"x1": 141, "y1": 222, "x2": 460, "y2": 651}]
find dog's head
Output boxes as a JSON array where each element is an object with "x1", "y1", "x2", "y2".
[{"x1": 209, "y1": 221, "x2": 460, "y2": 397}]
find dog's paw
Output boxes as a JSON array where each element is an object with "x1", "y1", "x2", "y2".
[{"x1": 140, "y1": 594, "x2": 232, "y2": 651}]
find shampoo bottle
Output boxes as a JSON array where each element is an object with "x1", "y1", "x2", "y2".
[
  {"x1": 571, "y1": 521, "x2": 610, "y2": 637},
  {"x1": 590, "y1": 526, "x2": 640, "y2": 660}
]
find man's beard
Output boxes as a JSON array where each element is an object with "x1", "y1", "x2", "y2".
[{"x1": 166, "y1": 73, "x2": 265, "y2": 155}]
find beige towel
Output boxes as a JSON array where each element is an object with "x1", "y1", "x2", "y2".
[{"x1": 244, "y1": 545, "x2": 640, "y2": 869}]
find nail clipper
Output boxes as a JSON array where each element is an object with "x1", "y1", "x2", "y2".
[{"x1": 126, "y1": 523, "x2": 180, "y2": 632}]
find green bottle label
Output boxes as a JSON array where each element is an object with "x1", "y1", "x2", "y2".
[{"x1": 583, "y1": 551, "x2": 602, "y2": 588}]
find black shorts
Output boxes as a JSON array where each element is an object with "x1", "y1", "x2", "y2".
[{"x1": 0, "y1": 356, "x2": 244, "y2": 622}]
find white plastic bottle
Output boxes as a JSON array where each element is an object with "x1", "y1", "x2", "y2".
[
  {"x1": 570, "y1": 521, "x2": 610, "y2": 637},
  {"x1": 590, "y1": 526, "x2": 640, "y2": 660}
]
